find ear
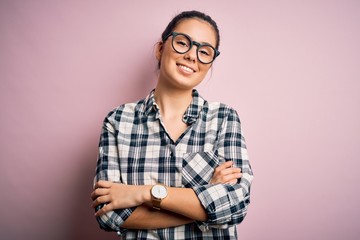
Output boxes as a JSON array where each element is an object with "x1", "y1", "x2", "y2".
[{"x1": 155, "y1": 41, "x2": 163, "y2": 61}]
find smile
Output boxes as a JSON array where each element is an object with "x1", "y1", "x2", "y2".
[{"x1": 177, "y1": 64, "x2": 195, "y2": 73}]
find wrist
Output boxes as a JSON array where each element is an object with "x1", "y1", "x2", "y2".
[{"x1": 141, "y1": 185, "x2": 152, "y2": 205}]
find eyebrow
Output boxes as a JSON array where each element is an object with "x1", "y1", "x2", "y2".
[
  {"x1": 182, "y1": 32, "x2": 216, "y2": 47},
  {"x1": 199, "y1": 40, "x2": 213, "y2": 46}
]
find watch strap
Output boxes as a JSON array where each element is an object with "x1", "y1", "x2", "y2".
[{"x1": 152, "y1": 198, "x2": 161, "y2": 210}]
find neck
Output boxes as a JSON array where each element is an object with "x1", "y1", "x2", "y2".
[{"x1": 154, "y1": 84, "x2": 193, "y2": 118}]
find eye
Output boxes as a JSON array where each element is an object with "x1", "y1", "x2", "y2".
[
  {"x1": 199, "y1": 49, "x2": 210, "y2": 56},
  {"x1": 176, "y1": 40, "x2": 189, "y2": 47}
]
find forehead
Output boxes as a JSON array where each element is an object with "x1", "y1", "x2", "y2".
[{"x1": 173, "y1": 18, "x2": 217, "y2": 47}]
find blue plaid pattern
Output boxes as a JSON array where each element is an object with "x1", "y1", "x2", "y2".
[{"x1": 94, "y1": 89, "x2": 253, "y2": 239}]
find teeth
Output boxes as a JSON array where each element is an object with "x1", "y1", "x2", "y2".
[{"x1": 178, "y1": 64, "x2": 194, "y2": 73}]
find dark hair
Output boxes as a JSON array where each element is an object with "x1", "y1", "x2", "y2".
[{"x1": 161, "y1": 10, "x2": 220, "y2": 49}]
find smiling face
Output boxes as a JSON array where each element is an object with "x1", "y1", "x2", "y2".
[{"x1": 156, "y1": 18, "x2": 218, "y2": 91}]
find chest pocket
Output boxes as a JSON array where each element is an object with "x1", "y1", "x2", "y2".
[{"x1": 182, "y1": 151, "x2": 222, "y2": 187}]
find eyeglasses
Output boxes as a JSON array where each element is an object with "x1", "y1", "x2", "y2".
[{"x1": 163, "y1": 32, "x2": 220, "y2": 64}]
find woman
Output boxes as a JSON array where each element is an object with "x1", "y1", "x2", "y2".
[{"x1": 91, "y1": 10, "x2": 253, "y2": 239}]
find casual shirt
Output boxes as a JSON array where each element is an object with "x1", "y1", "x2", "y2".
[{"x1": 94, "y1": 89, "x2": 253, "y2": 239}]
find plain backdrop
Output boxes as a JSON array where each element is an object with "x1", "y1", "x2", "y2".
[{"x1": 1, "y1": 1, "x2": 359, "y2": 239}]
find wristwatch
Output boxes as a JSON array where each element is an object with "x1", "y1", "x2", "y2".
[{"x1": 151, "y1": 184, "x2": 168, "y2": 210}]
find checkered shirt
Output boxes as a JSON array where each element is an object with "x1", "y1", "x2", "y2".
[{"x1": 94, "y1": 89, "x2": 253, "y2": 239}]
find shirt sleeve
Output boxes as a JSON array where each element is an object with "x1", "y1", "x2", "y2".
[
  {"x1": 94, "y1": 110, "x2": 135, "y2": 233},
  {"x1": 192, "y1": 107, "x2": 254, "y2": 229}
]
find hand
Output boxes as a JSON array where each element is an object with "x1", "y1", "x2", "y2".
[
  {"x1": 210, "y1": 161, "x2": 242, "y2": 184},
  {"x1": 91, "y1": 180, "x2": 150, "y2": 216}
]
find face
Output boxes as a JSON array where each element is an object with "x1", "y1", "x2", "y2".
[{"x1": 156, "y1": 18, "x2": 217, "y2": 91}]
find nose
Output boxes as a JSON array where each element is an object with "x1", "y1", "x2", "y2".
[{"x1": 184, "y1": 46, "x2": 197, "y2": 63}]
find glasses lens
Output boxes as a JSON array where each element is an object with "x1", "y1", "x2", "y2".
[
  {"x1": 171, "y1": 33, "x2": 217, "y2": 64},
  {"x1": 172, "y1": 34, "x2": 191, "y2": 53},
  {"x1": 197, "y1": 45, "x2": 215, "y2": 64}
]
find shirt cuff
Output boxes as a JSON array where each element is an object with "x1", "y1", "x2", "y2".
[
  {"x1": 192, "y1": 184, "x2": 233, "y2": 225},
  {"x1": 96, "y1": 205, "x2": 136, "y2": 232}
]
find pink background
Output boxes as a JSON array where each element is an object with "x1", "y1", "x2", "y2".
[{"x1": 1, "y1": 1, "x2": 359, "y2": 239}]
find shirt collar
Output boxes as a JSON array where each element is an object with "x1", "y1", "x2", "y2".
[
  {"x1": 143, "y1": 89, "x2": 159, "y2": 117},
  {"x1": 143, "y1": 89, "x2": 206, "y2": 124},
  {"x1": 183, "y1": 89, "x2": 206, "y2": 124}
]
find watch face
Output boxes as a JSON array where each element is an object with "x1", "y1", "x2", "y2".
[{"x1": 151, "y1": 185, "x2": 168, "y2": 199}]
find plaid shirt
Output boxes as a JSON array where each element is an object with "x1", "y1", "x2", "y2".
[{"x1": 95, "y1": 89, "x2": 253, "y2": 239}]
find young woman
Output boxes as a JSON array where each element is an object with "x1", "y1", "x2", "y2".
[{"x1": 91, "y1": 10, "x2": 253, "y2": 239}]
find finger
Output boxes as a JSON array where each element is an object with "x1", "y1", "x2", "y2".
[
  {"x1": 220, "y1": 167, "x2": 241, "y2": 176},
  {"x1": 223, "y1": 172, "x2": 242, "y2": 182},
  {"x1": 227, "y1": 161, "x2": 242, "y2": 172},
  {"x1": 91, "y1": 188, "x2": 110, "y2": 200},
  {"x1": 213, "y1": 168, "x2": 240, "y2": 182},
  {"x1": 94, "y1": 180, "x2": 112, "y2": 189},
  {"x1": 223, "y1": 161, "x2": 234, "y2": 168},
  {"x1": 214, "y1": 161, "x2": 233, "y2": 173},
  {"x1": 227, "y1": 173, "x2": 242, "y2": 182},
  {"x1": 92, "y1": 195, "x2": 111, "y2": 208},
  {"x1": 212, "y1": 167, "x2": 240, "y2": 181},
  {"x1": 226, "y1": 179, "x2": 238, "y2": 184},
  {"x1": 95, "y1": 203, "x2": 114, "y2": 216},
  {"x1": 218, "y1": 172, "x2": 243, "y2": 184}
]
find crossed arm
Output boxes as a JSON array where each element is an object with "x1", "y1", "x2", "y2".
[
  {"x1": 92, "y1": 107, "x2": 252, "y2": 231},
  {"x1": 91, "y1": 161, "x2": 242, "y2": 230}
]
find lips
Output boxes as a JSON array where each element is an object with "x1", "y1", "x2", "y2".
[{"x1": 177, "y1": 63, "x2": 195, "y2": 73}]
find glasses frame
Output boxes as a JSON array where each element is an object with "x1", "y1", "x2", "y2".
[{"x1": 163, "y1": 32, "x2": 220, "y2": 64}]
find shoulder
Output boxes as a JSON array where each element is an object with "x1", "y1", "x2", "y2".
[
  {"x1": 104, "y1": 98, "x2": 146, "y2": 123},
  {"x1": 203, "y1": 101, "x2": 240, "y2": 120}
]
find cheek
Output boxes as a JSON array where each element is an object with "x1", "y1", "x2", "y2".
[
  {"x1": 159, "y1": 47, "x2": 176, "y2": 65},
  {"x1": 199, "y1": 65, "x2": 211, "y2": 75},
  {"x1": 162, "y1": 43, "x2": 176, "y2": 57}
]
